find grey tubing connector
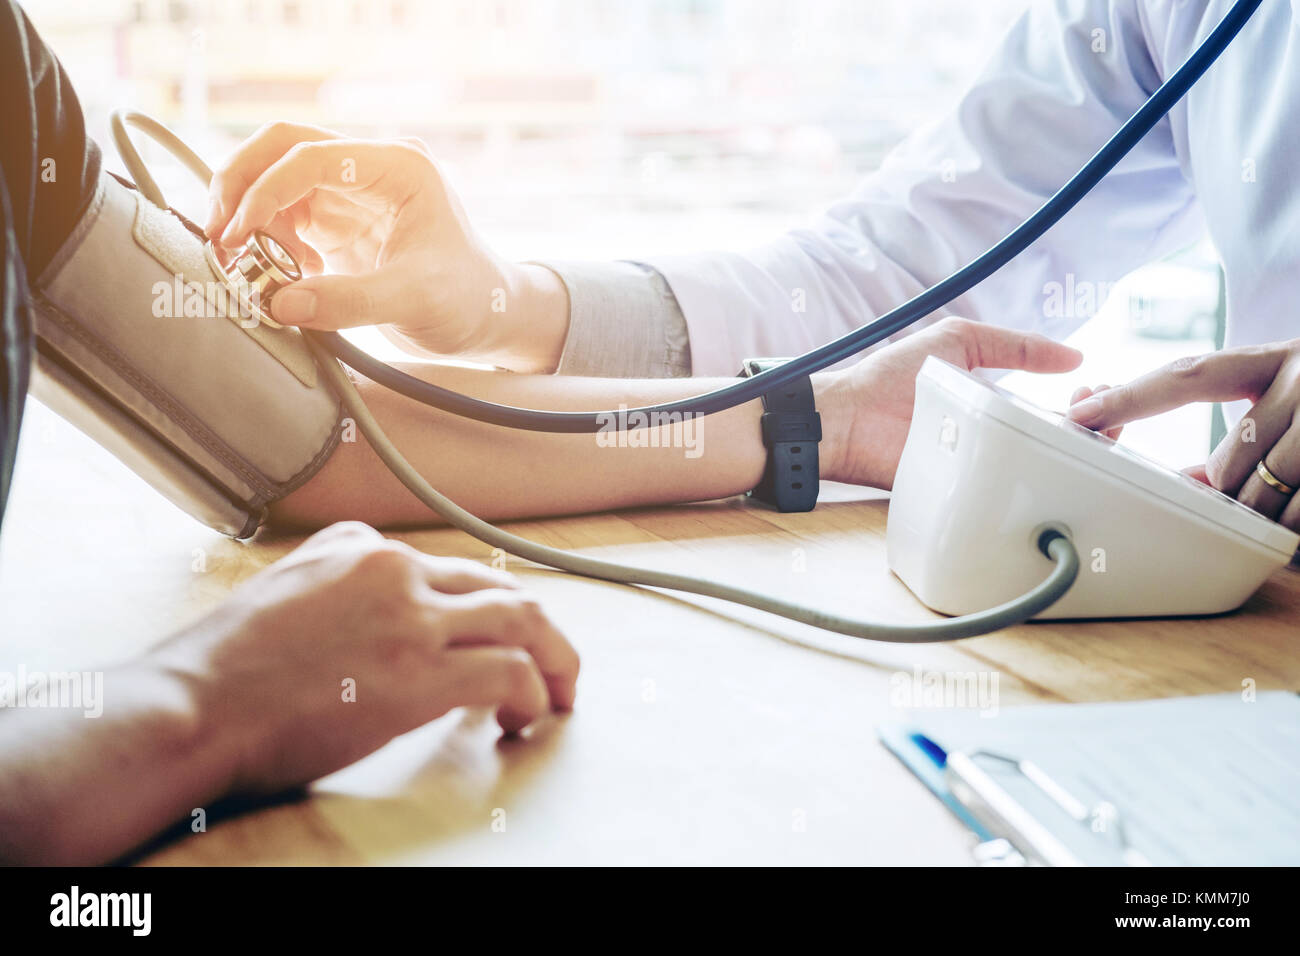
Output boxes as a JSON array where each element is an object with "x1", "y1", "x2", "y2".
[{"x1": 305, "y1": 333, "x2": 1079, "y2": 643}]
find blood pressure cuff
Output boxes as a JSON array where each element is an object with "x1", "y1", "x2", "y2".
[{"x1": 27, "y1": 170, "x2": 343, "y2": 538}]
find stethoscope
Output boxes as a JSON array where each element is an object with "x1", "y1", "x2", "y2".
[{"x1": 108, "y1": 0, "x2": 1261, "y2": 646}]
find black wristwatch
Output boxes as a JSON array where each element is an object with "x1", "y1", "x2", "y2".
[{"x1": 738, "y1": 359, "x2": 821, "y2": 512}]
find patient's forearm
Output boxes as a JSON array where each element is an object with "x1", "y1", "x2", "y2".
[
  {"x1": 0, "y1": 662, "x2": 235, "y2": 865},
  {"x1": 271, "y1": 365, "x2": 838, "y2": 528}
]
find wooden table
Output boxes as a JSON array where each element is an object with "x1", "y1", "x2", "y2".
[{"x1": 3, "y1": 400, "x2": 1298, "y2": 865}]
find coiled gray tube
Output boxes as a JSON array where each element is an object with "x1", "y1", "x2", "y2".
[{"x1": 304, "y1": 333, "x2": 1079, "y2": 643}]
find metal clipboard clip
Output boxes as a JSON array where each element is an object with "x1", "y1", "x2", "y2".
[{"x1": 945, "y1": 749, "x2": 1152, "y2": 867}]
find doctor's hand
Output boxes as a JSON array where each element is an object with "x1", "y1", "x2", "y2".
[
  {"x1": 150, "y1": 522, "x2": 578, "y2": 797},
  {"x1": 1066, "y1": 340, "x2": 1300, "y2": 529},
  {"x1": 205, "y1": 123, "x2": 569, "y2": 373},
  {"x1": 818, "y1": 318, "x2": 1083, "y2": 489}
]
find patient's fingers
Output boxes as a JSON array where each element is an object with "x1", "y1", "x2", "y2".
[
  {"x1": 207, "y1": 121, "x2": 341, "y2": 237},
  {"x1": 416, "y1": 556, "x2": 522, "y2": 596},
  {"x1": 956, "y1": 320, "x2": 1083, "y2": 373},
  {"x1": 434, "y1": 589, "x2": 580, "y2": 712},
  {"x1": 435, "y1": 647, "x2": 552, "y2": 735}
]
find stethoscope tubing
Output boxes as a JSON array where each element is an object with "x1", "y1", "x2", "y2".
[{"x1": 312, "y1": 0, "x2": 1262, "y2": 433}]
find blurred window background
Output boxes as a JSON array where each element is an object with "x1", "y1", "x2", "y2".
[{"x1": 24, "y1": 0, "x2": 1221, "y2": 470}]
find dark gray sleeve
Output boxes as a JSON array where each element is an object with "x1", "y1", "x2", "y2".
[
  {"x1": 534, "y1": 260, "x2": 692, "y2": 378},
  {"x1": 0, "y1": 0, "x2": 102, "y2": 534}
]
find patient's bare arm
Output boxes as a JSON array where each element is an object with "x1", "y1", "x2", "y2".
[
  {"x1": 0, "y1": 523, "x2": 578, "y2": 865},
  {"x1": 271, "y1": 364, "x2": 780, "y2": 530},
  {"x1": 269, "y1": 318, "x2": 1083, "y2": 529},
  {"x1": 270, "y1": 363, "x2": 775, "y2": 528}
]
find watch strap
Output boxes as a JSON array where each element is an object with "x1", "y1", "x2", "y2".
[{"x1": 751, "y1": 375, "x2": 821, "y2": 512}]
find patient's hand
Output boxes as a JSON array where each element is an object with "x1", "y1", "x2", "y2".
[
  {"x1": 206, "y1": 122, "x2": 569, "y2": 373},
  {"x1": 817, "y1": 318, "x2": 1083, "y2": 489},
  {"x1": 155, "y1": 521, "x2": 578, "y2": 794},
  {"x1": 0, "y1": 521, "x2": 577, "y2": 864}
]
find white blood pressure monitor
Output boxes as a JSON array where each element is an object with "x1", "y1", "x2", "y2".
[{"x1": 887, "y1": 357, "x2": 1299, "y2": 619}]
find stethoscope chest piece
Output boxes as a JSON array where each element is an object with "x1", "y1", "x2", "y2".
[{"x1": 205, "y1": 231, "x2": 302, "y2": 329}]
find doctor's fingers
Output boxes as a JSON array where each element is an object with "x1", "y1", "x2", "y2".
[
  {"x1": 431, "y1": 589, "x2": 579, "y2": 713},
  {"x1": 1205, "y1": 390, "x2": 1295, "y2": 494},
  {"x1": 1069, "y1": 385, "x2": 1122, "y2": 441},
  {"x1": 258, "y1": 207, "x2": 326, "y2": 277},
  {"x1": 207, "y1": 121, "x2": 343, "y2": 237},
  {"x1": 1272, "y1": 441, "x2": 1300, "y2": 532},
  {"x1": 219, "y1": 139, "x2": 443, "y2": 247},
  {"x1": 268, "y1": 265, "x2": 433, "y2": 330},
  {"x1": 1236, "y1": 423, "x2": 1300, "y2": 527},
  {"x1": 1068, "y1": 347, "x2": 1288, "y2": 431}
]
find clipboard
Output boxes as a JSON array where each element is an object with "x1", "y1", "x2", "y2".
[{"x1": 879, "y1": 691, "x2": 1300, "y2": 866}]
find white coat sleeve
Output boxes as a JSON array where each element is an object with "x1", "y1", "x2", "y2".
[{"x1": 639, "y1": 0, "x2": 1205, "y2": 376}]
